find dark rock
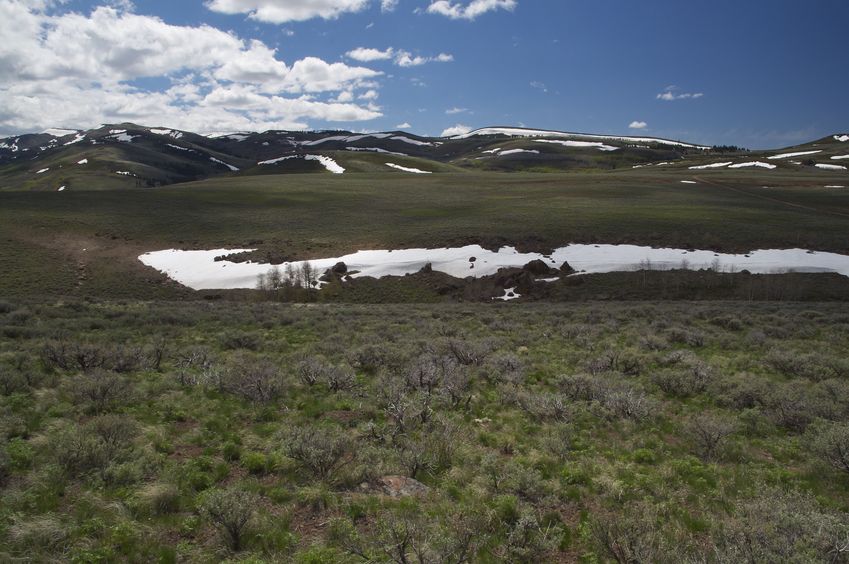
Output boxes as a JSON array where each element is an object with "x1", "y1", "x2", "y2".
[
  {"x1": 523, "y1": 259, "x2": 557, "y2": 276},
  {"x1": 331, "y1": 261, "x2": 347, "y2": 275},
  {"x1": 419, "y1": 262, "x2": 433, "y2": 273},
  {"x1": 469, "y1": 257, "x2": 477, "y2": 263},
  {"x1": 559, "y1": 261, "x2": 575, "y2": 274}
]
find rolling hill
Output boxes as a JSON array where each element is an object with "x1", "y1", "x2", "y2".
[{"x1": 6, "y1": 124, "x2": 845, "y2": 191}]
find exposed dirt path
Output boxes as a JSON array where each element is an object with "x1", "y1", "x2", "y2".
[{"x1": 694, "y1": 175, "x2": 849, "y2": 220}]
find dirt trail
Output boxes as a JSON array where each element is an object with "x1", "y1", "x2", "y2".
[{"x1": 694, "y1": 176, "x2": 849, "y2": 220}]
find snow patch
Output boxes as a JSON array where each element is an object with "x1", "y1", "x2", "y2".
[
  {"x1": 210, "y1": 157, "x2": 239, "y2": 171},
  {"x1": 63, "y1": 133, "x2": 86, "y2": 146},
  {"x1": 36, "y1": 168, "x2": 49, "y2": 174},
  {"x1": 835, "y1": 135, "x2": 849, "y2": 142},
  {"x1": 536, "y1": 139, "x2": 618, "y2": 152},
  {"x1": 498, "y1": 149, "x2": 540, "y2": 156},
  {"x1": 768, "y1": 150, "x2": 821, "y2": 160},
  {"x1": 494, "y1": 288, "x2": 521, "y2": 301},
  {"x1": 825, "y1": 185, "x2": 846, "y2": 188},
  {"x1": 816, "y1": 164, "x2": 848, "y2": 171},
  {"x1": 689, "y1": 162, "x2": 732, "y2": 170},
  {"x1": 831, "y1": 155, "x2": 849, "y2": 160},
  {"x1": 452, "y1": 127, "x2": 709, "y2": 149},
  {"x1": 386, "y1": 163, "x2": 432, "y2": 174},
  {"x1": 43, "y1": 128, "x2": 78, "y2": 137},
  {"x1": 346, "y1": 147, "x2": 408, "y2": 156},
  {"x1": 680, "y1": 180, "x2": 697, "y2": 184},
  {"x1": 108, "y1": 133, "x2": 138, "y2": 143},
  {"x1": 76, "y1": 159, "x2": 88, "y2": 165},
  {"x1": 305, "y1": 154, "x2": 345, "y2": 174},
  {"x1": 481, "y1": 147, "x2": 502, "y2": 154},
  {"x1": 57, "y1": 186, "x2": 66, "y2": 191},
  {"x1": 728, "y1": 161, "x2": 777, "y2": 170},
  {"x1": 139, "y1": 244, "x2": 849, "y2": 291},
  {"x1": 150, "y1": 128, "x2": 183, "y2": 139},
  {"x1": 115, "y1": 171, "x2": 134, "y2": 176},
  {"x1": 258, "y1": 155, "x2": 298, "y2": 165}
]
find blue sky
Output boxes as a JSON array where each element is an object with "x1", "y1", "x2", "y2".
[{"x1": 1, "y1": 0, "x2": 847, "y2": 147}]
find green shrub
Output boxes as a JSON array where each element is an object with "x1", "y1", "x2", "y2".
[{"x1": 200, "y1": 487, "x2": 260, "y2": 552}]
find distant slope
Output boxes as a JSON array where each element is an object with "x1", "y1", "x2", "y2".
[{"x1": 0, "y1": 124, "x2": 846, "y2": 190}]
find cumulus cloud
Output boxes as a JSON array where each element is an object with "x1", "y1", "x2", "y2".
[
  {"x1": 441, "y1": 124, "x2": 471, "y2": 137},
  {"x1": 381, "y1": 0, "x2": 398, "y2": 11},
  {"x1": 426, "y1": 0, "x2": 516, "y2": 20},
  {"x1": 0, "y1": 3, "x2": 382, "y2": 135},
  {"x1": 446, "y1": 107, "x2": 468, "y2": 115},
  {"x1": 346, "y1": 47, "x2": 395, "y2": 62},
  {"x1": 395, "y1": 122, "x2": 412, "y2": 129},
  {"x1": 657, "y1": 86, "x2": 704, "y2": 101},
  {"x1": 205, "y1": 0, "x2": 370, "y2": 23},
  {"x1": 629, "y1": 121, "x2": 648, "y2": 130},
  {"x1": 346, "y1": 47, "x2": 453, "y2": 67}
]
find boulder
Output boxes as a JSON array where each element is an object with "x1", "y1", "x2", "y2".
[
  {"x1": 523, "y1": 259, "x2": 558, "y2": 276},
  {"x1": 379, "y1": 475, "x2": 430, "y2": 498},
  {"x1": 331, "y1": 261, "x2": 347, "y2": 275},
  {"x1": 560, "y1": 261, "x2": 575, "y2": 274}
]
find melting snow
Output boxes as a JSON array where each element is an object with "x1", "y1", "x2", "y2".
[
  {"x1": 258, "y1": 155, "x2": 298, "y2": 165},
  {"x1": 43, "y1": 128, "x2": 78, "y2": 137},
  {"x1": 816, "y1": 164, "x2": 848, "y2": 171},
  {"x1": 482, "y1": 148, "x2": 502, "y2": 154},
  {"x1": 390, "y1": 136, "x2": 434, "y2": 147},
  {"x1": 835, "y1": 135, "x2": 849, "y2": 142},
  {"x1": 494, "y1": 288, "x2": 521, "y2": 301},
  {"x1": 831, "y1": 155, "x2": 849, "y2": 160},
  {"x1": 346, "y1": 147, "x2": 408, "y2": 156},
  {"x1": 305, "y1": 154, "x2": 345, "y2": 173},
  {"x1": 139, "y1": 244, "x2": 849, "y2": 291},
  {"x1": 768, "y1": 150, "x2": 821, "y2": 160},
  {"x1": 109, "y1": 133, "x2": 138, "y2": 143},
  {"x1": 115, "y1": 171, "x2": 133, "y2": 176},
  {"x1": 536, "y1": 139, "x2": 618, "y2": 152},
  {"x1": 498, "y1": 149, "x2": 540, "y2": 156},
  {"x1": 303, "y1": 133, "x2": 393, "y2": 146},
  {"x1": 451, "y1": 127, "x2": 709, "y2": 149},
  {"x1": 150, "y1": 128, "x2": 183, "y2": 139},
  {"x1": 210, "y1": 157, "x2": 239, "y2": 171},
  {"x1": 77, "y1": 159, "x2": 88, "y2": 165},
  {"x1": 680, "y1": 180, "x2": 697, "y2": 184},
  {"x1": 386, "y1": 163, "x2": 432, "y2": 174},
  {"x1": 36, "y1": 168, "x2": 49, "y2": 174},
  {"x1": 57, "y1": 186, "x2": 66, "y2": 191},
  {"x1": 689, "y1": 162, "x2": 732, "y2": 170},
  {"x1": 63, "y1": 133, "x2": 86, "y2": 146},
  {"x1": 728, "y1": 161, "x2": 777, "y2": 170},
  {"x1": 825, "y1": 185, "x2": 846, "y2": 188}
]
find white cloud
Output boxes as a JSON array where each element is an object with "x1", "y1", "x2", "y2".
[
  {"x1": 656, "y1": 86, "x2": 704, "y2": 101},
  {"x1": 381, "y1": 0, "x2": 398, "y2": 11},
  {"x1": 530, "y1": 81, "x2": 547, "y2": 93},
  {"x1": 205, "y1": 0, "x2": 370, "y2": 23},
  {"x1": 347, "y1": 47, "x2": 453, "y2": 67},
  {"x1": 426, "y1": 0, "x2": 516, "y2": 20},
  {"x1": 441, "y1": 124, "x2": 471, "y2": 137},
  {"x1": 347, "y1": 47, "x2": 395, "y2": 62},
  {"x1": 395, "y1": 122, "x2": 412, "y2": 129},
  {"x1": 629, "y1": 121, "x2": 648, "y2": 130},
  {"x1": 446, "y1": 107, "x2": 468, "y2": 115},
  {"x1": 359, "y1": 89, "x2": 379, "y2": 100},
  {"x1": 0, "y1": 3, "x2": 382, "y2": 135}
]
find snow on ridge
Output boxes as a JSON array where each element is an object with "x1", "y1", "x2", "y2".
[
  {"x1": 257, "y1": 154, "x2": 344, "y2": 173},
  {"x1": 536, "y1": 139, "x2": 618, "y2": 152},
  {"x1": 108, "y1": 133, "x2": 138, "y2": 143},
  {"x1": 43, "y1": 128, "x2": 78, "y2": 137},
  {"x1": 63, "y1": 133, "x2": 86, "y2": 146},
  {"x1": 345, "y1": 147, "x2": 408, "y2": 156},
  {"x1": 481, "y1": 147, "x2": 502, "y2": 154},
  {"x1": 150, "y1": 128, "x2": 184, "y2": 139},
  {"x1": 498, "y1": 148, "x2": 540, "y2": 156},
  {"x1": 258, "y1": 155, "x2": 298, "y2": 165},
  {"x1": 386, "y1": 162, "x2": 432, "y2": 174},
  {"x1": 835, "y1": 135, "x2": 849, "y2": 142},
  {"x1": 451, "y1": 127, "x2": 709, "y2": 149},
  {"x1": 768, "y1": 150, "x2": 821, "y2": 160},
  {"x1": 390, "y1": 135, "x2": 434, "y2": 147},
  {"x1": 210, "y1": 157, "x2": 239, "y2": 171},
  {"x1": 303, "y1": 133, "x2": 393, "y2": 146},
  {"x1": 689, "y1": 162, "x2": 732, "y2": 170},
  {"x1": 728, "y1": 161, "x2": 777, "y2": 170},
  {"x1": 816, "y1": 163, "x2": 848, "y2": 171}
]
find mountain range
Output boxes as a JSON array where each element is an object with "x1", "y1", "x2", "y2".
[{"x1": 1, "y1": 124, "x2": 846, "y2": 191}]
